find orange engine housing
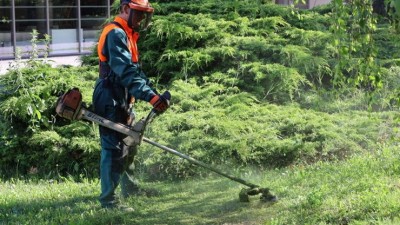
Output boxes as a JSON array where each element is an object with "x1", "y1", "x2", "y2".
[{"x1": 56, "y1": 88, "x2": 83, "y2": 120}]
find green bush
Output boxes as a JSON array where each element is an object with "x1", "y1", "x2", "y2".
[
  {"x1": 0, "y1": 62, "x2": 99, "y2": 178},
  {"x1": 84, "y1": 0, "x2": 336, "y2": 101},
  {"x1": 135, "y1": 79, "x2": 391, "y2": 179},
  {"x1": 1, "y1": 64, "x2": 391, "y2": 179}
]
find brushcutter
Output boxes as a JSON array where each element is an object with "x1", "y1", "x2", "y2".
[{"x1": 55, "y1": 88, "x2": 277, "y2": 203}]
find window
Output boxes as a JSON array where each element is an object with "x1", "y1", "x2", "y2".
[
  {"x1": 81, "y1": 0, "x2": 108, "y2": 51},
  {"x1": 0, "y1": 0, "x2": 110, "y2": 59},
  {"x1": 0, "y1": 2, "x2": 12, "y2": 58}
]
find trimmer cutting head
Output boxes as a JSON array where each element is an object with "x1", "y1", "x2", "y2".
[{"x1": 239, "y1": 187, "x2": 278, "y2": 203}]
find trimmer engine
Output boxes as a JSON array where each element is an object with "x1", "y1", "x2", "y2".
[
  {"x1": 56, "y1": 88, "x2": 149, "y2": 146},
  {"x1": 55, "y1": 88, "x2": 83, "y2": 120}
]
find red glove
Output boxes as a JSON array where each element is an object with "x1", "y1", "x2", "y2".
[{"x1": 150, "y1": 91, "x2": 171, "y2": 113}]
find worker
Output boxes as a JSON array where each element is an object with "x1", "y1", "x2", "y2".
[{"x1": 92, "y1": 0, "x2": 170, "y2": 211}]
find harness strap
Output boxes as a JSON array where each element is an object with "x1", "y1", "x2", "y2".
[{"x1": 97, "y1": 20, "x2": 139, "y2": 63}]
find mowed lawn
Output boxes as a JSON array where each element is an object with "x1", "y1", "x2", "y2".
[{"x1": 1, "y1": 145, "x2": 400, "y2": 225}]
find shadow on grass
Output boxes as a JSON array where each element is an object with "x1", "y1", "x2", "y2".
[
  {"x1": 0, "y1": 178, "x2": 276, "y2": 225},
  {"x1": 1, "y1": 192, "x2": 152, "y2": 224},
  {"x1": 125, "y1": 178, "x2": 277, "y2": 225}
]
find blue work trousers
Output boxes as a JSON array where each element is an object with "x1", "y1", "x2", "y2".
[{"x1": 93, "y1": 79, "x2": 139, "y2": 207}]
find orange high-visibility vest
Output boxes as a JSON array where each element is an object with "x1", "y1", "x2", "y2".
[{"x1": 97, "y1": 17, "x2": 140, "y2": 63}]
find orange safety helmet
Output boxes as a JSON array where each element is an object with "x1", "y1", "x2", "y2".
[
  {"x1": 121, "y1": 0, "x2": 154, "y2": 30},
  {"x1": 127, "y1": 0, "x2": 154, "y2": 13}
]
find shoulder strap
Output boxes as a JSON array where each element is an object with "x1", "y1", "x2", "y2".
[
  {"x1": 98, "y1": 22, "x2": 124, "y2": 62},
  {"x1": 110, "y1": 21, "x2": 123, "y2": 30}
]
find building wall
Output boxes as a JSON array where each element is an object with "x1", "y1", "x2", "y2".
[
  {"x1": 276, "y1": 0, "x2": 331, "y2": 9},
  {"x1": 0, "y1": 0, "x2": 112, "y2": 59},
  {"x1": 308, "y1": 0, "x2": 331, "y2": 8}
]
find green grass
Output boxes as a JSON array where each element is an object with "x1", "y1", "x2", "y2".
[{"x1": 1, "y1": 145, "x2": 400, "y2": 225}]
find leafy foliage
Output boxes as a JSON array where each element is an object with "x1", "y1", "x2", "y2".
[
  {"x1": 0, "y1": 62, "x2": 99, "y2": 178},
  {"x1": 84, "y1": 1, "x2": 337, "y2": 101},
  {"x1": 140, "y1": 4, "x2": 334, "y2": 99},
  {"x1": 137, "y1": 80, "x2": 392, "y2": 179},
  {"x1": 330, "y1": 0, "x2": 381, "y2": 90}
]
